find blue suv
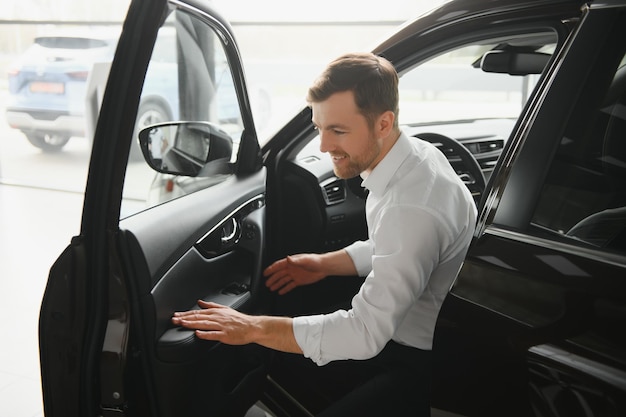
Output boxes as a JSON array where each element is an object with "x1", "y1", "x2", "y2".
[
  {"x1": 6, "y1": 29, "x2": 181, "y2": 156},
  {"x1": 6, "y1": 30, "x2": 118, "y2": 151}
]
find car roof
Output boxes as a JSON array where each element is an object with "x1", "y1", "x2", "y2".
[{"x1": 374, "y1": 0, "x2": 589, "y2": 55}]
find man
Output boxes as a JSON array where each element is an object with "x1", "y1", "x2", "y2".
[{"x1": 172, "y1": 52, "x2": 477, "y2": 415}]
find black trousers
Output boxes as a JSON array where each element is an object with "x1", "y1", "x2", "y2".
[{"x1": 273, "y1": 341, "x2": 432, "y2": 417}]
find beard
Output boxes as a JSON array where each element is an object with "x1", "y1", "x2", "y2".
[
  {"x1": 331, "y1": 132, "x2": 381, "y2": 179},
  {"x1": 332, "y1": 155, "x2": 366, "y2": 179}
]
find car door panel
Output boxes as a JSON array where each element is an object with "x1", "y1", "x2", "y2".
[
  {"x1": 152, "y1": 198, "x2": 264, "y2": 362},
  {"x1": 116, "y1": 170, "x2": 269, "y2": 415},
  {"x1": 120, "y1": 171, "x2": 266, "y2": 285}
]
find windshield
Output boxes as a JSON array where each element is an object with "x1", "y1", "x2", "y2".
[{"x1": 398, "y1": 43, "x2": 550, "y2": 125}]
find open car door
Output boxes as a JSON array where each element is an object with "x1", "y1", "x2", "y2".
[{"x1": 39, "y1": 0, "x2": 271, "y2": 416}]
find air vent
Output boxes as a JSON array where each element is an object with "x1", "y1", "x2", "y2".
[
  {"x1": 320, "y1": 177, "x2": 346, "y2": 205},
  {"x1": 464, "y1": 139, "x2": 504, "y2": 155},
  {"x1": 300, "y1": 156, "x2": 320, "y2": 164}
]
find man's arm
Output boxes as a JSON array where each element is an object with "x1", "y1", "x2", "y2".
[{"x1": 171, "y1": 300, "x2": 303, "y2": 354}]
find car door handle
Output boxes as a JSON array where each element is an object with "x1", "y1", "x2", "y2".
[
  {"x1": 221, "y1": 217, "x2": 239, "y2": 245},
  {"x1": 196, "y1": 216, "x2": 242, "y2": 258}
]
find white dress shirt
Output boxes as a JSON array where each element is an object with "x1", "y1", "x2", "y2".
[{"x1": 293, "y1": 131, "x2": 477, "y2": 366}]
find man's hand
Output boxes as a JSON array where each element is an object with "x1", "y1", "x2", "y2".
[
  {"x1": 171, "y1": 300, "x2": 303, "y2": 353},
  {"x1": 171, "y1": 300, "x2": 257, "y2": 344},
  {"x1": 264, "y1": 254, "x2": 327, "y2": 295}
]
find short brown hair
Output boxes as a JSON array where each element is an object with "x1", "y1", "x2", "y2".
[{"x1": 306, "y1": 52, "x2": 399, "y2": 128}]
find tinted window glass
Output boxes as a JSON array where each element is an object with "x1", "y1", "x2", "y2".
[{"x1": 532, "y1": 48, "x2": 626, "y2": 254}]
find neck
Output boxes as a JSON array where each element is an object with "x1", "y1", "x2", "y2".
[
  {"x1": 379, "y1": 128, "x2": 402, "y2": 159},
  {"x1": 364, "y1": 128, "x2": 402, "y2": 175}
]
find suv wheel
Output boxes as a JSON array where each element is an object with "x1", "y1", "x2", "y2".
[
  {"x1": 25, "y1": 132, "x2": 71, "y2": 152},
  {"x1": 131, "y1": 100, "x2": 171, "y2": 161}
]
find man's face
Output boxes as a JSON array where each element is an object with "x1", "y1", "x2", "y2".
[{"x1": 311, "y1": 91, "x2": 382, "y2": 179}]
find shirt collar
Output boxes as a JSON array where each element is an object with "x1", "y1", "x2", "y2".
[{"x1": 361, "y1": 131, "x2": 412, "y2": 196}]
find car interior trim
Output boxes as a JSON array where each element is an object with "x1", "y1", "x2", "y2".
[{"x1": 484, "y1": 225, "x2": 626, "y2": 268}]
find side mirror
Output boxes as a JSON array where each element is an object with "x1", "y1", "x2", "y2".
[
  {"x1": 480, "y1": 50, "x2": 551, "y2": 75},
  {"x1": 138, "y1": 121, "x2": 233, "y2": 177}
]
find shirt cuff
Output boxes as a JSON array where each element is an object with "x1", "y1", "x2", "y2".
[
  {"x1": 344, "y1": 240, "x2": 373, "y2": 277},
  {"x1": 293, "y1": 314, "x2": 325, "y2": 365}
]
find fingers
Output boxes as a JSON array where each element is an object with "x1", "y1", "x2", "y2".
[
  {"x1": 263, "y1": 255, "x2": 304, "y2": 278},
  {"x1": 171, "y1": 314, "x2": 215, "y2": 330},
  {"x1": 277, "y1": 280, "x2": 297, "y2": 295},
  {"x1": 171, "y1": 301, "x2": 224, "y2": 325},
  {"x1": 267, "y1": 273, "x2": 300, "y2": 294},
  {"x1": 174, "y1": 320, "x2": 226, "y2": 342},
  {"x1": 194, "y1": 330, "x2": 225, "y2": 341},
  {"x1": 197, "y1": 300, "x2": 224, "y2": 309},
  {"x1": 171, "y1": 309, "x2": 210, "y2": 325},
  {"x1": 170, "y1": 303, "x2": 251, "y2": 345},
  {"x1": 265, "y1": 269, "x2": 294, "y2": 292},
  {"x1": 264, "y1": 256, "x2": 305, "y2": 294},
  {"x1": 263, "y1": 257, "x2": 288, "y2": 277},
  {"x1": 171, "y1": 309, "x2": 201, "y2": 319},
  {"x1": 171, "y1": 306, "x2": 226, "y2": 340}
]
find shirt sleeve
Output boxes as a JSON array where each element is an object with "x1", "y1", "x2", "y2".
[
  {"x1": 344, "y1": 239, "x2": 373, "y2": 277},
  {"x1": 293, "y1": 205, "x2": 451, "y2": 366}
]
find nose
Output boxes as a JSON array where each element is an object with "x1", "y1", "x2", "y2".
[{"x1": 319, "y1": 130, "x2": 333, "y2": 153}]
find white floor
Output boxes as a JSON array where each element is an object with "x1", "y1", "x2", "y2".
[{"x1": 0, "y1": 183, "x2": 83, "y2": 417}]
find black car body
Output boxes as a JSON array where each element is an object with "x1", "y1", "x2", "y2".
[{"x1": 39, "y1": 0, "x2": 626, "y2": 416}]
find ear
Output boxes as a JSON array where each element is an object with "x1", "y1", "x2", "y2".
[{"x1": 376, "y1": 110, "x2": 395, "y2": 138}]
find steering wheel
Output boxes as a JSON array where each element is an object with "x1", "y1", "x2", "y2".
[{"x1": 415, "y1": 132, "x2": 486, "y2": 204}]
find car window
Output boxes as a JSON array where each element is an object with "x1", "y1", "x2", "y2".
[
  {"x1": 121, "y1": 10, "x2": 242, "y2": 217},
  {"x1": 398, "y1": 43, "x2": 545, "y2": 126},
  {"x1": 531, "y1": 50, "x2": 626, "y2": 254}
]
